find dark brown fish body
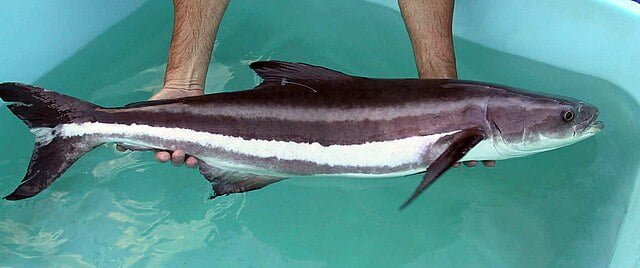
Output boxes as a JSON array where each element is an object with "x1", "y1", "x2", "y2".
[{"x1": 0, "y1": 61, "x2": 603, "y2": 208}]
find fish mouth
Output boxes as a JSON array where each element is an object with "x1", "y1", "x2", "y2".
[
  {"x1": 584, "y1": 121, "x2": 604, "y2": 135},
  {"x1": 591, "y1": 121, "x2": 604, "y2": 130}
]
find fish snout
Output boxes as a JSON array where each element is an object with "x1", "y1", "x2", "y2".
[{"x1": 577, "y1": 103, "x2": 603, "y2": 133}]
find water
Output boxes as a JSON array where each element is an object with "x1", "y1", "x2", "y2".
[{"x1": 1, "y1": 0, "x2": 639, "y2": 267}]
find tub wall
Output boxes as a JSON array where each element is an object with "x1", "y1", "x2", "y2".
[{"x1": 0, "y1": 0, "x2": 146, "y2": 83}]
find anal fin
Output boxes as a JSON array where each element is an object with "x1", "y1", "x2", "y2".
[{"x1": 199, "y1": 162, "x2": 286, "y2": 199}]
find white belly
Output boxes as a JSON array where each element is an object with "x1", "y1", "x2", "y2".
[{"x1": 461, "y1": 138, "x2": 507, "y2": 161}]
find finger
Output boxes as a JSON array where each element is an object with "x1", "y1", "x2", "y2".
[
  {"x1": 463, "y1": 161, "x2": 477, "y2": 167},
  {"x1": 172, "y1": 150, "x2": 186, "y2": 166},
  {"x1": 185, "y1": 156, "x2": 198, "y2": 168},
  {"x1": 453, "y1": 162, "x2": 461, "y2": 168},
  {"x1": 116, "y1": 144, "x2": 127, "y2": 152},
  {"x1": 482, "y1": 160, "x2": 496, "y2": 167},
  {"x1": 156, "y1": 151, "x2": 171, "y2": 162}
]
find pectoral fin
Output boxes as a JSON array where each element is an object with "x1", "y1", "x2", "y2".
[
  {"x1": 199, "y1": 162, "x2": 286, "y2": 199},
  {"x1": 400, "y1": 128, "x2": 484, "y2": 210}
]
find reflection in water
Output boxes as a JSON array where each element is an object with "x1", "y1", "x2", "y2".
[
  {"x1": 108, "y1": 197, "x2": 232, "y2": 266},
  {"x1": 93, "y1": 151, "x2": 149, "y2": 180},
  {"x1": 0, "y1": 219, "x2": 67, "y2": 256},
  {"x1": 0, "y1": 220, "x2": 93, "y2": 267}
]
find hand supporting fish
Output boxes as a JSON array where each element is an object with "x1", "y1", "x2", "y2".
[{"x1": 116, "y1": 87, "x2": 203, "y2": 168}]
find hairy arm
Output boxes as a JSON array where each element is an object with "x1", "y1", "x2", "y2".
[
  {"x1": 157, "y1": 0, "x2": 229, "y2": 167},
  {"x1": 118, "y1": 0, "x2": 229, "y2": 167},
  {"x1": 153, "y1": 0, "x2": 229, "y2": 100},
  {"x1": 398, "y1": 0, "x2": 456, "y2": 79},
  {"x1": 399, "y1": 0, "x2": 494, "y2": 167}
]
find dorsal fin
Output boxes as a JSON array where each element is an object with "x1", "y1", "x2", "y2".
[{"x1": 249, "y1": 61, "x2": 356, "y2": 88}]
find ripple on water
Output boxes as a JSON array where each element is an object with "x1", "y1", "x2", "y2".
[{"x1": 106, "y1": 194, "x2": 242, "y2": 266}]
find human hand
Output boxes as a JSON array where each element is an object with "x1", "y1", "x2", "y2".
[
  {"x1": 453, "y1": 160, "x2": 496, "y2": 168},
  {"x1": 116, "y1": 87, "x2": 203, "y2": 168}
]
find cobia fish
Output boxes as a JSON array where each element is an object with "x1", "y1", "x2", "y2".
[{"x1": 0, "y1": 61, "x2": 603, "y2": 208}]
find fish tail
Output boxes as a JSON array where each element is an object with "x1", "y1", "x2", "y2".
[{"x1": 0, "y1": 83, "x2": 102, "y2": 200}]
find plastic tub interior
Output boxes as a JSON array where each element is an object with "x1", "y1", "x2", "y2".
[{"x1": 1, "y1": 0, "x2": 638, "y2": 267}]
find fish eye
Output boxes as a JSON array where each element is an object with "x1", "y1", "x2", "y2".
[{"x1": 562, "y1": 109, "x2": 575, "y2": 122}]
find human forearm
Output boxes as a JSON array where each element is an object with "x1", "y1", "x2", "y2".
[
  {"x1": 398, "y1": 0, "x2": 456, "y2": 79},
  {"x1": 163, "y1": 0, "x2": 229, "y2": 91},
  {"x1": 143, "y1": 0, "x2": 229, "y2": 166}
]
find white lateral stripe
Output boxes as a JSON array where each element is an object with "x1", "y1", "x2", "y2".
[
  {"x1": 30, "y1": 127, "x2": 56, "y2": 146},
  {"x1": 59, "y1": 122, "x2": 460, "y2": 167}
]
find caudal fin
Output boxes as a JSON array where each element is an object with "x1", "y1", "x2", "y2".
[
  {"x1": 0, "y1": 83, "x2": 101, "y2": 200},
  {"x1": 0, "y1": 82, "x2": 97, "y2": 128}
]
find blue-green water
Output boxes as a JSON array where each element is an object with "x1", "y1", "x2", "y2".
[{"x1": 1, "y1": 1, "x2": 639, "y2": 267}]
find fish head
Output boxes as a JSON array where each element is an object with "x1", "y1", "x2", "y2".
[{"x1": 487, "y1": 91, "x2": 603, "y2": 158}]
